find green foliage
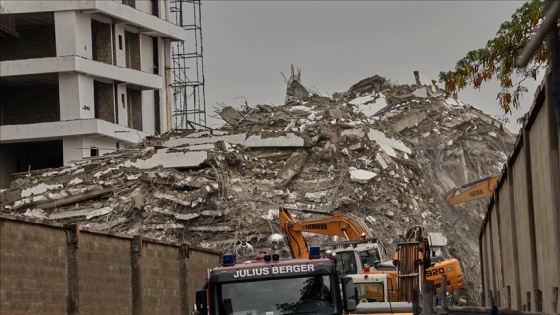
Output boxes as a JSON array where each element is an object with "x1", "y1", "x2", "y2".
[{"x1": 439, "y1": 0, "x2": 549, "y2": 114}]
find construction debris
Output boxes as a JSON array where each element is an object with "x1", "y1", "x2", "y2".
[{"x1": 0, "y1": 71, "x2": 516, "y2": 305}]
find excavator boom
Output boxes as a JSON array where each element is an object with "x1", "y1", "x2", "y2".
[
  {"x1": 279, "y1": 207, "x2": 373, "y2": 259},
  {"x1": 444, "y1": 174, "x2": 500, "y2": 206}
]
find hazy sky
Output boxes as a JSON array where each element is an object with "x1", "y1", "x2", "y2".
[{"x1": 200, "y1": 1, "x2": 539, "y2": 132}]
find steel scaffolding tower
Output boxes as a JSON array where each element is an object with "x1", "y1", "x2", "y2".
[{"x1": 170, "y1": 0, "x2": 207, "y2": 130}]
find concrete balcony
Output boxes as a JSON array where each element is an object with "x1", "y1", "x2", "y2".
[
  {"x1": 0, "y1": 56, "x2": 163, "y2": 90},
  {"x1": 1, "y1": 0, "x2": 186, "y2": 41},
  {"x1": 0, "y1": 118, "x2": 149, "y2": 144}
]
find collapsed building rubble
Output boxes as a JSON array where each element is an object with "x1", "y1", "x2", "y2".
[{"x1": 0, "y1": 71, "x2": 516, "y2": 305}]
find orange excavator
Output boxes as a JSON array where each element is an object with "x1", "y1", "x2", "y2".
[
  {"x1": 278, "y1": 206, "x2": 376, "y2": 259},
  {"x1": 278, "y1": 207, "x2": 464, "y2": 302},
  {"x1": 444, "y1": 174, "x2": 500, "y2": 206}
]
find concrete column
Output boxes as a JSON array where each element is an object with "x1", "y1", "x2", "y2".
[
  {"x1": 114, "y1": 24, "x2": 126, "y2": 67},
  {"x1": 54, "y1": 11, "x2": 92, "y2": 59},
  {"x1": 62, "y1": 136, "x2": 84, "y2": 166},
  {"x1": 131, "y1": 235, "x2": 143, "y2": 315},
  {"x1": 161, "y1": 38, "x2": 172, "y2": 132},
  {"x1": 179, "y1": 244, "x2": 189, "y2": 315},
  {"x1": 117, "y1": 83, "x2": 129, "y2": 127},
  {"x1": 142, "y1": 90, "x2": 155, "y2": 134},
  {"x1": 59, "y1": 73, "x2": 95, "y2": 120}
]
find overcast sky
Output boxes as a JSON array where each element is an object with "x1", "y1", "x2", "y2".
[{"x1": 199, "y1": 1, "x2": 539, "y2": 132}]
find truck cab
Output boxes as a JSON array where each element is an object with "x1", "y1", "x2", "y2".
[{"x1": 195, "y1": 244, "x2": 357, "y2": 315}]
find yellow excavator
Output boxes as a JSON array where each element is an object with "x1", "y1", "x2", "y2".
[
  {"x1": 278, "y1": 207, "x2": 464, "y2": 302},
  {"x1": 444, "y1": 174, "x2": 500, "y2": 206}
]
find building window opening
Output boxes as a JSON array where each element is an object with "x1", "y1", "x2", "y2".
[{"x1": 90, "y1": 147, "x2": 99, "y2": 157}]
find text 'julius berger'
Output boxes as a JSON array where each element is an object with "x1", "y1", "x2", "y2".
[{"x1": 233, "y1": 264, "x2": 315, "y2": 278}]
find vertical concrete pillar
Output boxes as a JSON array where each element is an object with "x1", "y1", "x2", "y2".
[
  {"x1": 116, "y1": 83, "x2": 129, "y2": 127},
  {"x1": 54, "y1": 11, "x2": 92, "y2": 59},
  {"x1": 114, "y1": 24, "x2": 126, "y2": 67},
  {"x1": 59, "y1": 73, "x2": 95, "y2": 120},
  {"x1": 179, "y1": 244, "x2": 189, "y2": 315},
  {"x1": 65, "y1": 224, "x2": 80, "y2": 315},
  {"x1": 142, "y1": 90, "x2": 156, "y2": 134},
  {"x1": 131, "y1": 235, "x2": 143, "y2": 315},
  {"x1": 62, "y1": 136, "x2": 85, "y2": 166},
  {"x1": 523, "y1": 129, "x2": 541, "y2": 304},
  {"x1": 161, "y1": 38, "x2": 172, "y2": 132},
  {"x1": 507, "y1": 167, "x2": 522, "y2": 310}
]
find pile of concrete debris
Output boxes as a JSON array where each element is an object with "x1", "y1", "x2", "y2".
[{"x1": 0, "y1": 71, "x2": 516, "y2": 304}]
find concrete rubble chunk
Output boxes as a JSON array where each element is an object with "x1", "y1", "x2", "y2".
[
  {"x1": 392, "y1": 112, "x2": 428, "y2": 133},
  {"x1": 278, "y1": 151, "x2": 308, "y2": 180},
  {"x1": 349, "y1": 169, "x2": 378, "y2": 184},
  {"x1": 368, "y1": 129, "x2": 412, "y2": 157},
  {"x1": 21, "y1": 183, "x2": 63, "y2": 198},
  {"x1": 121, "y1": 151, "x2": 208, "y2": 169},
  {"x1": 376, "y1": 153, "x2": 389, "y2": 169},
  {"x1": 219, "y1": 106, "x2": 244, "y2": 125},
  {"x1": 175, "y1": 213, "x2": 200, "y2": 221}
]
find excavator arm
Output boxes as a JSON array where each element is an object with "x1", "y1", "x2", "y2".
[
  {"x1": 444, "y1": 174, "x2": 500, "y2": 206},
  {"x1": 279, "y1": 207, "x2": 373, "y2": 259}
]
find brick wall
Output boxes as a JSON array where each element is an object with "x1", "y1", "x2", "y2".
[
  {"x1": 0, "y1": 221, "x2": 67, "y2": 314},
  {"x1": 125, "y1": 31, "x2": 141, "y2": 71},
  {"x1": 0, "y1": 85, "x2": 60, "y2": 125},
  {"x1": 0, "y1": 216, "x2": 221, "y2": 314},
  {"x1": 0, "y1": 27, "x2": 56, "y2": 61},
  {"x1": 94, "y1": 81, "x2": 114, "y2": 123},
  {"x1": 128, "y1": 88, "x2": 143, "y2": 130},
  {"x1": 91, "y1": 20, "x2": 112, "y2": 65}
]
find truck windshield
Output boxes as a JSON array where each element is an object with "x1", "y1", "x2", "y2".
[
  {"x1": 354, "y1": 282, "x2": 384, "y2": 303},
  {"x1": 212, "y1": 275, "x2": 338, "y2": 315}
]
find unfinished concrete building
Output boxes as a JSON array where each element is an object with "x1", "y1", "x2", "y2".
[{"x1": 0, "y1": 0, "x2": 188, "y2": 188}]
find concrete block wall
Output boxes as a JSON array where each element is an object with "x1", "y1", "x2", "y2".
[
  {"x1": 77, "y1": 232, "x2": 133, "y2": 314},
  {"x1": 186, "y1": 249, "x2": 221, "y2": 312},
  {"x1": 0, "y1": 27, "x2": 56, "y2": 61},
  {"x1": 0, "y1": 85, "x2": 60, "y2": 125},
  {"x1": 140, "y1": 241, "x2": 181, "y2": 314},
  {"x1": 0, "y1": 216, "x2": 221, "y2": 315},
  {"x1": 480, "y1": 76, "x2": 560, "y2": 313},
  {"x1": 0, "y1": 220, "x2": 68, "y2": 314}
]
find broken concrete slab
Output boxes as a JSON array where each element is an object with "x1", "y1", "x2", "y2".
[
  {"x1": 376, "y1": 153, "x2": 389, "y2": 169},
  {"x1": 85, "y1": 206, "x2": 114, "y2": 219},
  {"x1": 349, "y1": 143, "x2": 367, "y2": 152},
  {"x1": 21, "y1": 183, "x2": 63, "y2": 198},
  {"x1": 368, "y1": 129, "x2": 412, "y2": 156},
  {"x1": 188, "y1": 225, "x2": 233, "y2": 232},
  {"x1": 219, "y1": 106, "x2": 244, "y2": 125},
  {"x1": 145, "y1": 223, "x2": 185, "y2": 229},
  {"x1": 244, "y1": 133, "x2": 305, "y2": 148},
  {"x1": 121, "y1": 151, "x2": 208, "y2": 169},
  {"x1": 255, "y1": 151, "x2": 293, "y2": 161},
  {"x1": 341, "y1": 128, "x2": 366, "y2": 139},
  {"x1": 349, "y1": 169, "x2": 378, "y2": 184},
  {"x1": 392, "y1": 112, "x2": 428, "y2": 133},
  {"x1": 163, "y1": 132, "x2": 306, "y2": 149},
  {"x1": 175, "y1": 213, "x2": 200, "y2": 221},
  {"x1": 412, "y1": 86, "x2": 431, "y2": 98},
  {"x1": 49, "y1": 206, "x2": 114, "y2": 220},
  {"x1": 278, "y1": 151, "x2": 308, "y2": 180}
]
